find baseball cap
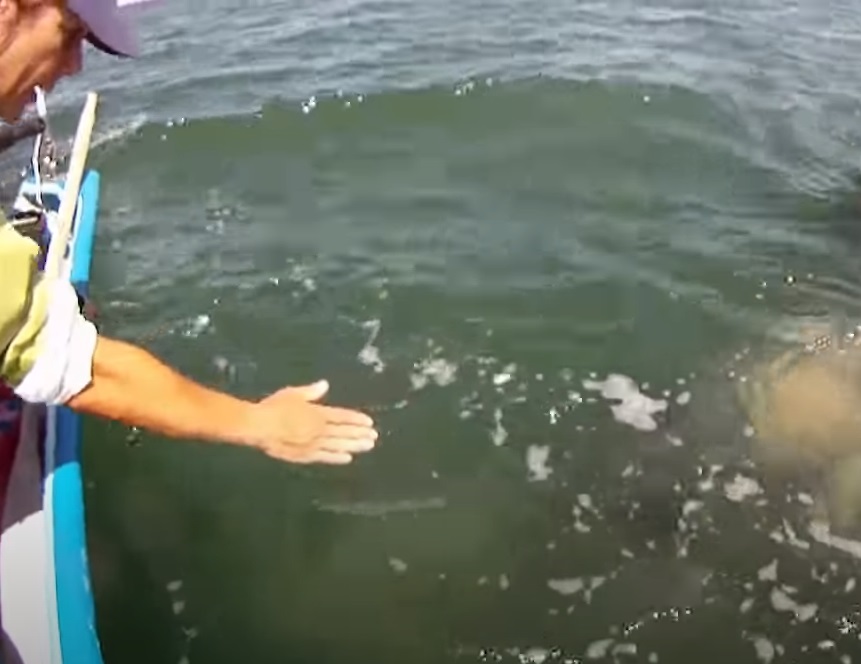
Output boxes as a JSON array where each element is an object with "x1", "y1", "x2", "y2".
[{"x1": 67, "y1": 0, "x2": 153, "y2": 58}]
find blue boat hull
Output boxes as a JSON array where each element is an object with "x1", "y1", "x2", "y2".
[{"x1": 0, "y1": 170, "x2": 104, "y2": 664}]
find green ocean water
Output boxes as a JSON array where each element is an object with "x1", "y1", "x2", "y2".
[{"x1": 27, "y1": 0, "x2": 861, "y2": 661}]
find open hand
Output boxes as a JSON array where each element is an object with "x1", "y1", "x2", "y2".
[{"x1": 243, "y1": 380, "x2": 378, "y2": 465}]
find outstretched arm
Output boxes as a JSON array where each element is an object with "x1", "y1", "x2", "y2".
[
  {"x1": 66, "y1": 336, "x2": 252, "y2": 444},
  {"x1": 66, "y1": 336, "x2": 379, "y2": 465},
  {"x1": 1, "y1": 221, "x2": 377, "y2": 464}
]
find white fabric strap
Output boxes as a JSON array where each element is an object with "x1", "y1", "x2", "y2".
[
  {"x1": 13, "y1": 280, "x2": 97, "y2": 405},
  {"x1": 32, "y1": 87, "x2": 48, "y2": 207}
]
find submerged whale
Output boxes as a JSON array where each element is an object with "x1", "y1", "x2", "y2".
[{"x1": 738, "y1": 319, "x2": 861, "y2": 533}]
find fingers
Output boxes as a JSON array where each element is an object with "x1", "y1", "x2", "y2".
[
  {"x1": 253, "y1": 384, "x2": 379, "y2": 467},
  {"x1": 320, "y1": 405, "x2": 375, "y2": 427},
  {"x1": 321, "y1": 435, "x2": 376, "y2": 455},
  {"x1": 260, "y1": 427, "x2": 375, "y2": 464},
  {"x1": 266, "y1": 448, "x2": 354, "y2": 465},
  {"x1": 302, "y1": 380, "x2": 329, "y2": 402},
  {"x1": 325, "y1": 424, "x2": 379, "y2": 441},
  {"x1": 273, "y1": 380, "x2": 330, "y2": 403},
  {"x1": 311, "y1": 450, "x2": 354, "y2": 465},
  {"x1": 320, "y1": 421, "x2": 378, "y2": 455}
]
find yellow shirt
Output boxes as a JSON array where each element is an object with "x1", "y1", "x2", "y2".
[{"x1": 0, "y1": 212, "x2": 96, "y2": 404}]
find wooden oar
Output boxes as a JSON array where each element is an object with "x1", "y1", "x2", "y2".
[{"x1": 43, "y1": 91, "x2": 99, "y2": 282}]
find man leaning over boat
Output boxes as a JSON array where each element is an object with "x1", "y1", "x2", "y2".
[{"x1": 0, "y1": 0, "x2": 379, "y2": 465}]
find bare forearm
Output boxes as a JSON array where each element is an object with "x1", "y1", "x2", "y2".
[{"x1": 65, "y1": 335, "x2": 253, "y2": 445}]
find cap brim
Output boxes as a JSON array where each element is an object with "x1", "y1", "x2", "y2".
[
  {"x1": 86, "y1": 32, "x2": 129, "y2": 58},
  {"x1": 69, "y1": 0, "x2": 143, "y2": 58}
]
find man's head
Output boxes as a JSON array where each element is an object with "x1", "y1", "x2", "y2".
[{"x1": 0, "y1": 0, "x2": 145, "y2": 122}]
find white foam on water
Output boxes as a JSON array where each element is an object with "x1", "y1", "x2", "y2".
[
  {"x1": 358, "y1": 319, "x2": 385, "y2": 373},
  {"x1": 582, "y1": 374, "x2": 668, "y2": 431},
  {"x1": 181, "y1": 314, "x2": 211, "y2": 338},
  {"x1": 491, "y1": 408, "x2": 508, "y2": 446},
  {"x1": 698, "y1": 469, "x2": 716, "y2": 493},
  {"x1": 612, "y1": 644, "x2": 637, "y2": 656},
  {"x1": 724, "y1": 475, "x2": 763, "y2": 502},
  {"x1": 493, "y1": 364, "x2": 516, "y2": 386},
  {"x1": 683, "y1": 500, "x2": 704, "y2": 517},
  {"x1": 547, "y1": 576, "x2": 605, "y2": 604},
  {"x1": 781, "y1": 519, "x2": 811, "y2": 551},
  {"x1": 519, "y1": 648, "x2": 548, "y2": 664},
  {"x1": 212, "y1": 355, "x2": 231, "y2": 374},
  {"x1": 410, "y1": 356, "x2": 458, "y2": 390},
  {"x1": 290, "y1": 264, "x2": 318, "y2": 292},
  {"x1": 648, "y1": 654, "x2": 659, "y2": 663},
  {"x1": 172, "y1": 600, "x2": 186, "y2": 616},
  {"x1": 676, "y1": 391, "x2": 692, "y2": 406},
  {"x1": 808, "y1": 521, "x2": 861, "y2": 560},
  {"x1": 586, "y1": 576, "x2": 606, "y2": 603},
  {"x1": 105, "y1": 297, "x2": 140, "y2": 310},
  {"x1": 573, "y1": 510, "x2": 591, "y2": 534},
  {"x1": 586, "y1": 639, "x2": 615, "y2": 660},
  {"x1": 846, "y1": 578, "x2": 856, "y2": 593},
  {"x1": 667, "y1": 434, "x2": 684, "y2": 447},
  {"x1": 819, "y1": 641, "x2": 836, "y2": 651},
  {"x1": 751, "y1": 636, "x2": 775, "y2": 664},
  {"x1": 499, "y1": 574, "x2": 510, "y2": 591},
  {"x1": 389, "y1": 558, "x2": 408, "y2": 574},
  {"x1": 316, "y1": 496, "x2": 446, "y2": 517},
  {"x1": 527, "y1": 445, "x2": 552, "y2": 482},
  {"x1": 547, "y1": 578, "x2": 585, "y2": 596},
  {"x1": 798, "y1": 493, "x2": 814, "y2": 506},
  {"x1": 458, "y1": 393, "x2": 480, "y2": 419},
  {"x1": 769, "y1": 588, "x2": 818, "y2": 622},
  {"x1": 167, "y1": 580, "x2": 183, "y2": 593},
  {"x1": 91, "y1": 113, "x2": 148, "y2": 150},
  {"x1": 741, "y1": 598, "x2": 755, "y2": 613},
  {"x1": 758, "y1": 560, "x2": 778, "y2": 583}
]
